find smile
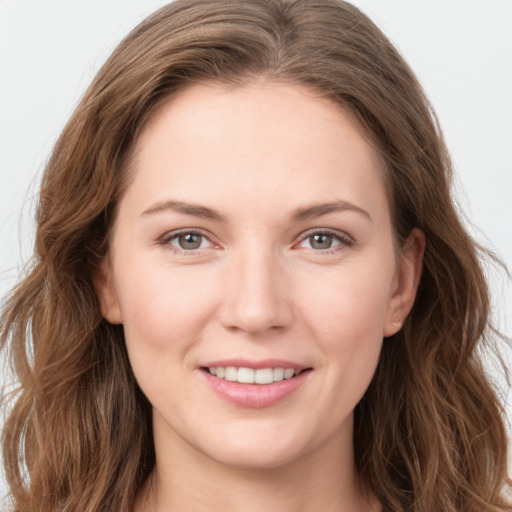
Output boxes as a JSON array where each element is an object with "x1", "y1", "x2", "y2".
[
  {"x1": 207, "y1": 366, "x2": 301, "y2": 384},
  {"x1": 200, "y1": 363, "x2": 312, "y2": 408}
]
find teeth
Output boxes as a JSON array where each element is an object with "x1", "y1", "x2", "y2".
[
  {"x1": 238, "y1": 367, "x2": 255, "y2": 384},
  {"x1": 225, "y1": 366, "x2": 237, "y2": 381},
  {"x1": 207, "y1": 366, "x2": 302, "y2": 384},
  {"x1": 255, "y1": 368, "x2": 273, "y2": 384},
  {"x1": 273, "y1": 367, "x2": 284, "y2": 381},
  {"x1": 284, "y1": 368, "x2": 295, "y2": 379}
]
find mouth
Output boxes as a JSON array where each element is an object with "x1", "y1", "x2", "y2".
[
  {"x1": 201, "y1": 366, "x2": 311, "y2": 385},
  {"x1": 200, "y1": 364, "x2": 312, "y2": 408}
]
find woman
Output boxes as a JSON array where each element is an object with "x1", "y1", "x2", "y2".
[{"x1": 1, "y1": 0, "x2": 510, "y2": 510}]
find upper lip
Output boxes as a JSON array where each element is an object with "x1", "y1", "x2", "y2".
[{"x1": 200, "y1": 359, "x2": 310, "y2": 370}]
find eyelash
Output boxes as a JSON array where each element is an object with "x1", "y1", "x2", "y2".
[
  {"x1": 158, "y1": 228, "x2": 354, "y2": 255},
  {"x1": 159, "y1": 229, "x2": 216, "y2": 255},
  {"x1": 295, "y1": 228, "x2": 354, "y2": 254}
]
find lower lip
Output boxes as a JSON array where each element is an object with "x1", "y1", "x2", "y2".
[{"x1": 201, "y1": 369, "x2": 310, "y2": 408}]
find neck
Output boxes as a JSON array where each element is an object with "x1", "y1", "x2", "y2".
[{"x1": 134, "y1": 418, "x2": 380, "y2": 512}]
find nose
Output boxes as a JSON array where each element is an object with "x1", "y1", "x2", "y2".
[{"x1": 218, "y1": 247, "x2": 293, "y2": 335}]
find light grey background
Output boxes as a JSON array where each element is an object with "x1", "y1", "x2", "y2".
[{"x1": 1, "y1": 0, "x2": 511, "y2": 503}]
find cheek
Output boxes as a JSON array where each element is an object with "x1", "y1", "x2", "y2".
[
  {"x1": 297, "y1": 261, "x2": 393, "y2": 387},
  {"x1": 300, "y1": 262, "x2": 393, "y2": 340},
  {"x1": 114, "y1": 261, "x2": 220, "y2": 357}
]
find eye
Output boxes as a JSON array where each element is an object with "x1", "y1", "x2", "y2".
[
  {"x1": 304, "y1": 233, "x2": 340, "y2": 250},
  {"x1": 161, "y1": 230, "x2": 215, "y2": 252},
  {"x1": 296, "y1": 229, "x2": 352, "y2": 252}
]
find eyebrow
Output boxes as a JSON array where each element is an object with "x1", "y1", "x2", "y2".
[
  {"x1": 141, "y1": 200, "x2": 225, "y2": 222},
  {"x1": 290, "y1": 200, "x2": 372, "y2": 223},
  {"x1": 141, "y1": 199, "x2": 372, "y2": 223}
]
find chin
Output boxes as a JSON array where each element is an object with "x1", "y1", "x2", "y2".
[
  {"x1": 205, "y1": 443, "x2": 305, "y2": 471},
  {"x1": 195, "y1": 422, "x2": 324, "y2": 471}
]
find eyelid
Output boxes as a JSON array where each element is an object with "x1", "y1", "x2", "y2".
[
  {"x1": 157, "y1": 227, "x2": 353, "y2": 254},
  {"x1": 158, "y1": 228, "x2": 219, "y2": 253},
  {"x1": 294, "y1": 228, "x2": 354, "y2": 252}
]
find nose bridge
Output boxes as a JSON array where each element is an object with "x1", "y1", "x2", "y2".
[{"x1": 219, "y1": 239, "x2": 292, "y2": 334}]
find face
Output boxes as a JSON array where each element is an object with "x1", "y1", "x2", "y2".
[{"x1": 96, "y1": 81, "x2": 423, "y2": 470}]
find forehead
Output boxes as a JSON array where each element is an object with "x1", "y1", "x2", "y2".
[
  {"x1": 135, "y1": 80, "x2": 381, "y2": 166},
  {"x1": 123, "y1": 81, "x2": 388, "y2": 223}
]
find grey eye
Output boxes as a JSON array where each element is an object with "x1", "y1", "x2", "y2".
[
  {"x1": 297, "y1": 231, "x2": 345, "y2": 251},
  {"x1": 173, "y1": 233, "x2": 204, "y2": 250},
  {"x1": 309, "y1": 234, "x2": 334, "y2": 250}
]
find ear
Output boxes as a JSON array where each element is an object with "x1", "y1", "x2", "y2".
[
  {"x1": 92, "y1": 258, "x2": 123, "y2": 325},
  {"x1": 383, "y1": 228, "x2": 425, "y2": 337}
]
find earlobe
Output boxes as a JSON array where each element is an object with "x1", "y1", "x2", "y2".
[
  {"x1": 384, "y1": 228, "x2": 425, "y2": 337},
  {"x1": 92, "y1": 258, "x2": 123, "y2": 325}
]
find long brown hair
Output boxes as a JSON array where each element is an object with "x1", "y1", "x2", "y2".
[{"x1": 2, "y1": 1, "x2": 510, "y2": 510}]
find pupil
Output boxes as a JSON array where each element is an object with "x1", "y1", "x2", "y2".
[
  {"x1": 179, "y1": 233, "x2": 201, "y2": 249},
  {"x1": 311, "y1": 234, "x2": 332, "y2": 249}
]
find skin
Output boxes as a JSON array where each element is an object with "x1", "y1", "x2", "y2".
[{"x1": 96, "y1": 81, "x2": 424, "y2": 512}]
